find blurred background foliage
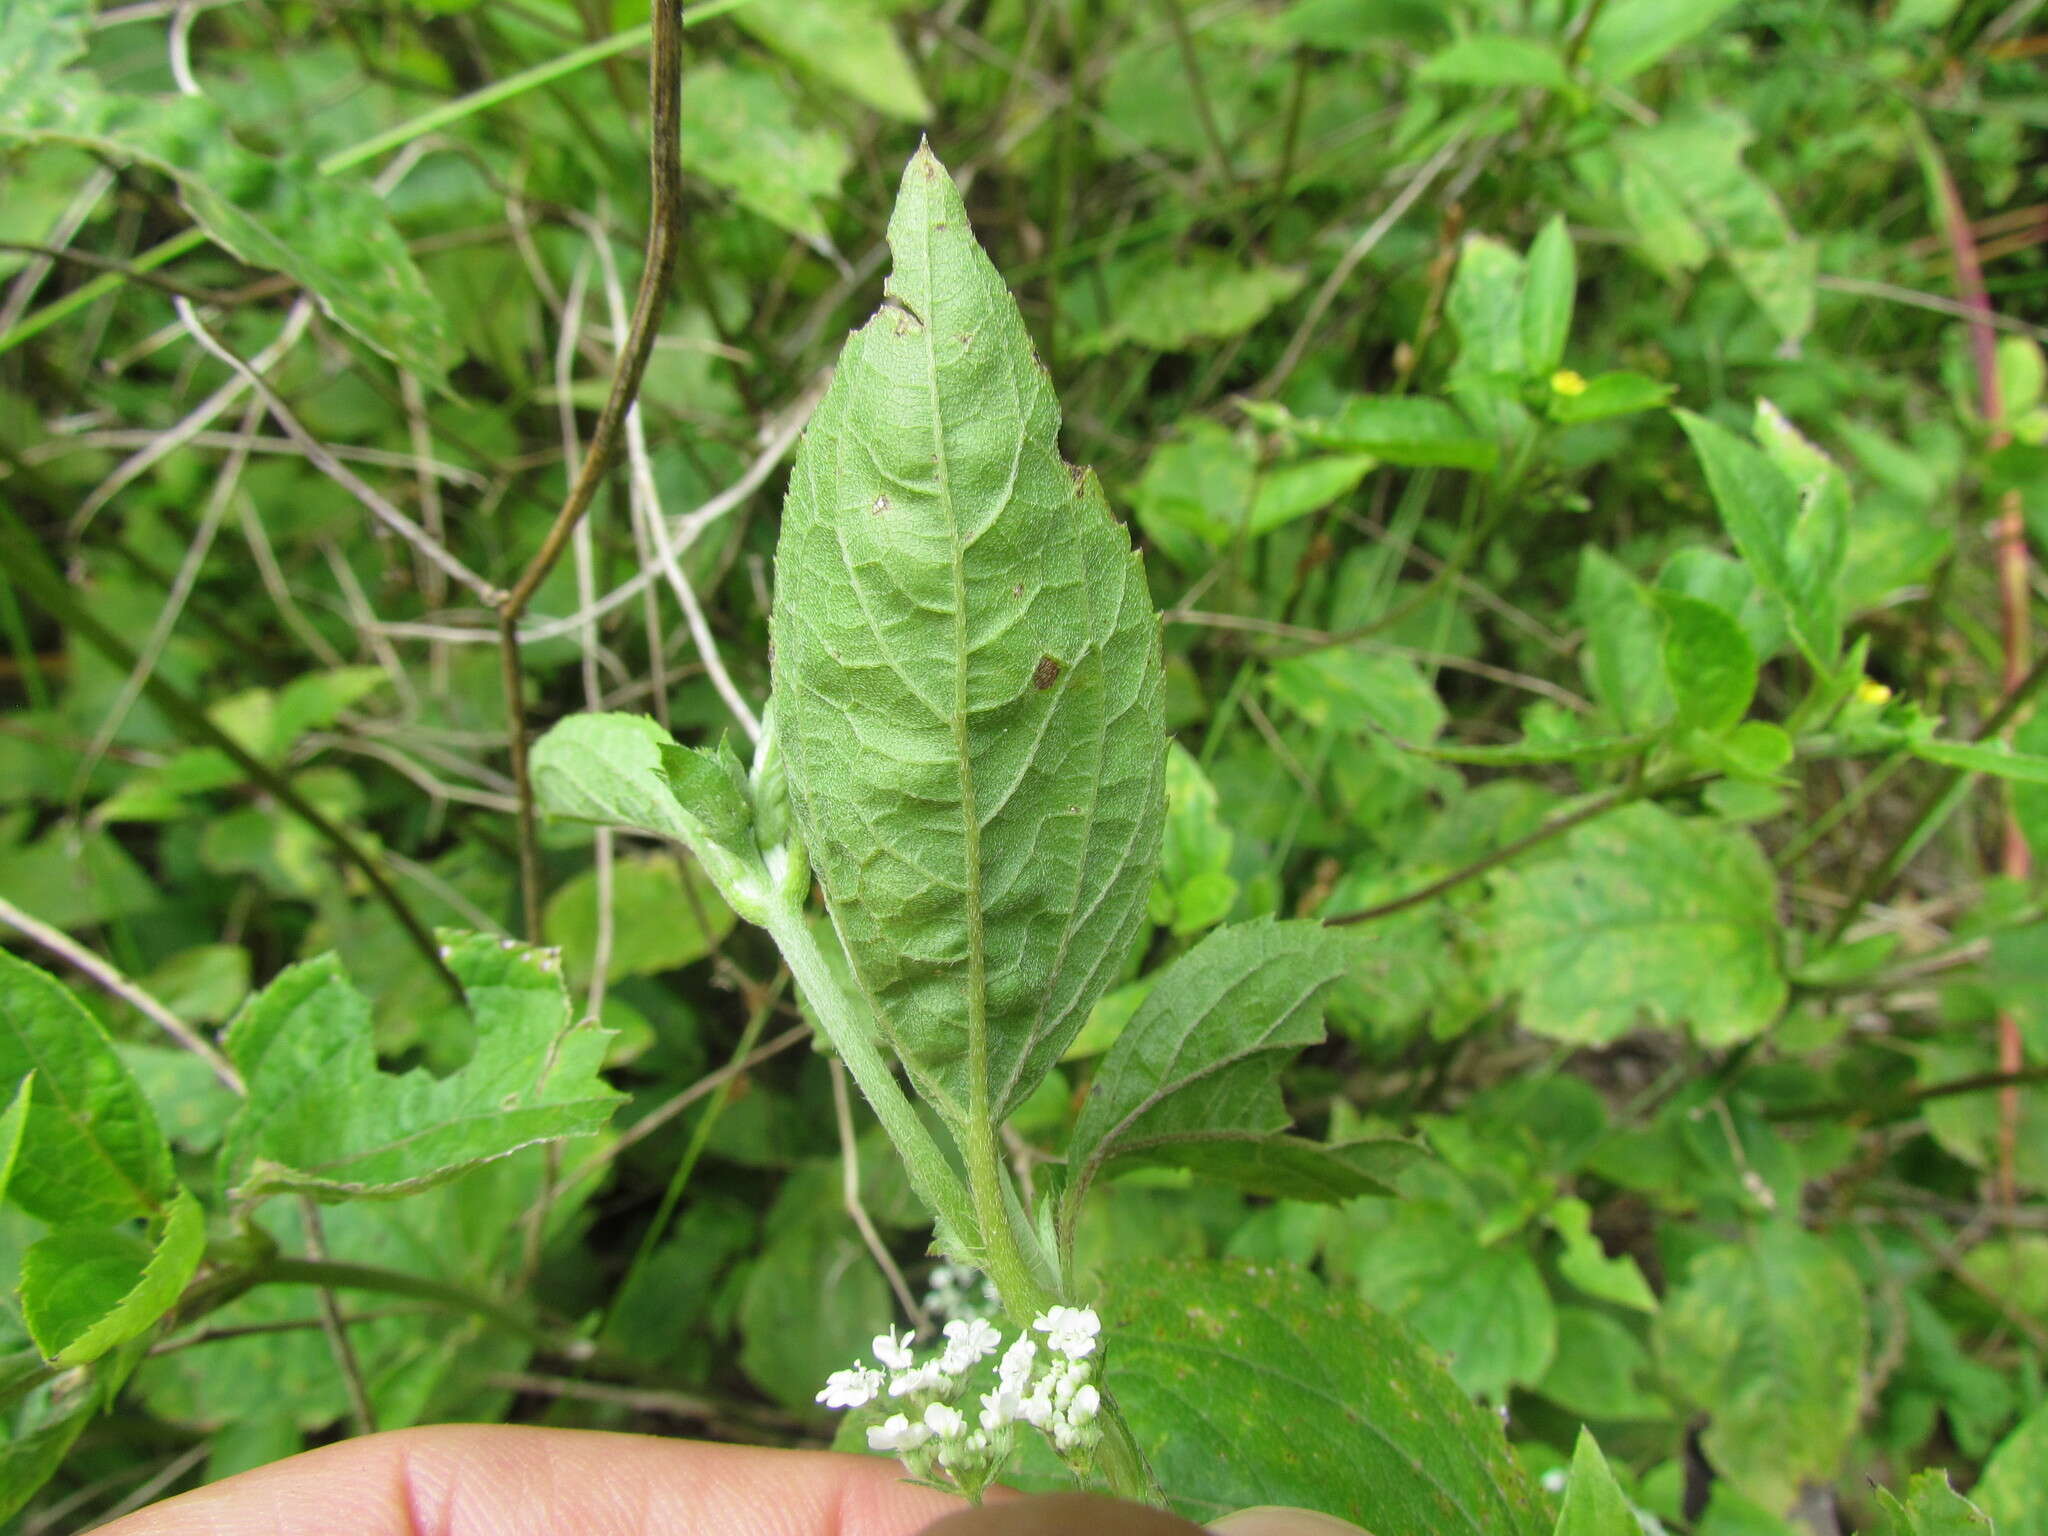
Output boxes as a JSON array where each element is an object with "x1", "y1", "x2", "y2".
[{"x1": 3, "y1": 0, "x2": 2048, "y2": 1530}]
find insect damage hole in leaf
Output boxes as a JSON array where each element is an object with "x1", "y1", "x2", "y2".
[{"x1": 769, "y1": 143, "x2": 1167, "y2": 1133}]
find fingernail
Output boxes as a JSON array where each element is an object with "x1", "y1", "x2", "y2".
[
  {"x1": 922, "y1": 1493, "x2": 1210, "y2": 1536},
  {"x1": 1208, "y1": 1507, "x2": 1374, "y2": 1536}
]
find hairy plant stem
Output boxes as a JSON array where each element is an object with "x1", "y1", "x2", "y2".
[
  {"x1": 758, "y1": 901, "x2": 980, "y2": 1261},
  {"x1": 763, "y1": 902, "x2": 1155, "y2": 1501}
]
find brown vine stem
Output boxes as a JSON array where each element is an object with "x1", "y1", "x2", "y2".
[
  {"x1": 498, "y1": 0, "x2": 688, "y2": 940},
  {"x1": 1920, "y1": 120, "x2": 2033, "y2": 1209}
]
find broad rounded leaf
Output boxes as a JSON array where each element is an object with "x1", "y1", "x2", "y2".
[
  {"x1": 771, "y1": 145, "x2": 1166, "y2": 1126},
  {"x1": 1107, "y1": 1258, "x2": 1546, "y2": 1534},
  {"x1": 1653, "y1": 1224, "x2": 1867, "y2": 1514},
  {"x1": 1491, "y1": 802, "x2": 1786, "y2": 1045}
]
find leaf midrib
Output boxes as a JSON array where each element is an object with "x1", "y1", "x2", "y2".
[{"x1": 916, "y1": 200, "x2": 991, "y2": 1131}]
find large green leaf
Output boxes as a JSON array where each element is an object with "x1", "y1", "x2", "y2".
[
  {"x1": 680, "y1": 62, "x2": 850, "y2": 244},
  {"x1": 0, "y1": 0, "x2": 455, "y2": 385},
  {"x1": 0, "y1": 951, "x2": 175, "y2": 1225},
  {"x1": 20, "y1": 1187, "x2": 204, "y2": 1364},
  {"x1": 1491, "y1": 802, "x2": 1785, "y2": 1045},
  {"x1": 1583, "y1": 0, "x2": 1749, "y2": 81},
  {"x1": 1875, "y1": 1472, "x2": 1995, "y2": 1536},
  {"x1": 1072, "y1": 251, "x2": 1305, "y2": 356},
  {"x1": 1618, "y1": 115, "x2": 1813, "y2": 342},
  {"x1": 1065, "y1": 920, "x2": 1353, "y2": 1208},
  {"x1": 1977, "y1": 1398, "x2": 2048, "y2": 1535},
  {"x1": 770, "y1": 145, "x2": 1167, "y2": 1127},
  {"x1": 1553, "y1": 1429, "x2": 1639, "y2": 1536},
  {"x1": 733, "y1": 0, "x2": 932, "y2": 122},
  {"x1": 736, "y1": 1196, "x2": 888, "y2": 1413},
  {"x1": 1341, "y1": 1201, "x2": 1556, "y2": 1401},
  {"x1": 1677, "y1": 407, "x2": 1845, "y2": 669},
  {"x1": 1108, "y1": 1258, "x2": 1546, "y2": 1534},
  {"x1": 1654, "y1": 1224, "x2": 1867, "y2": 1515},
  {"x1": 218, "y1": 933, "x2": 622, "y2": 1201}
]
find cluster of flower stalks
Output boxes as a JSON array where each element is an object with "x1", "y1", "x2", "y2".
[{"x1": 816, "y1": 1307, "x2": 1106, "y2": 1497}]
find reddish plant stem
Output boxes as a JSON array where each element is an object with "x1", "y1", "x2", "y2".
[{"x1": 1928, "y1": 139, "x2": 2031, "y2": 1210}]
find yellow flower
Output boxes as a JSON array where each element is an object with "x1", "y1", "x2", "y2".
[
  {"x1": 1550, "y1": 368, "x2": 1589, "y2": 397},
  {"x1": 1856, "y1": 679, "x2": 1892, "y2": 705}
]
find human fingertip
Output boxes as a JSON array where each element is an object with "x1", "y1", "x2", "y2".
[
  {"x1": 920, "y1": 1492, "x2": 1207, "y2": 1536},
  {"x1": 1207, "y1": 1506, "x2": 1374, "y2": 1536}
]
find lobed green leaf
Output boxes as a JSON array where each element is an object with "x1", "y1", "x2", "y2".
[{"x1": 218, "y1": 933, "x2": 622, "y2": 1201}]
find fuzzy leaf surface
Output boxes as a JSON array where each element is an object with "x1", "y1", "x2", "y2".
[
  {"x1": 1067, "y1": 920, "x2": 1349, "y2": 1205},
  {"x1": 771, "y1": 146, "x2": 1166, "y2": 1125},
  {"x1": 219, "y1": 934, "x2": 621, "y2": 1200}
]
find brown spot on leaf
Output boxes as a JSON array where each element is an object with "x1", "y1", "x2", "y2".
[{"x1": 1032, "y1": 655, "x2": 1062, "y2": 690}]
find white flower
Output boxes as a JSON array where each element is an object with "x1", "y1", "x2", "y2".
[
  {"x1": 1048, "y1": 1356, "x2": 1092, "y2": 1409},
  {"x1": 867, "y1": 1413, "x2": 932, "y2": 1453},
  {"x1": 887, "y1": 1362, "x2": 953, "y2": 1398},
  {"x1": 1070, "y1": 1383, "x2": 1100, "y2": 1424},
  {"x1": 1019, "y1": 1382, "x2": 1056, "y2": 1429},
  {"x1": 923, "y1": 1401, "x2": 967, "y2": 1440},
  {"x1": 815, "y1": 1366, "x2": 884, "y2": 1409},
  {"x1": 1032, "y1": 1305, "x2": 1102, "y2": 1360},
  {"x1": 979, "y1": 1386, "x2": 1024, "y2": 1431},
  {"x1": 997, "y1": 1335, "x2": 1037, "y2": 1390},
  {"x1": 939, "y1": 1317, "x2": 1002, "y2": 1373},
  {"x1": 872, "y1": 1326, "x2": 915, "y2": 1372}
]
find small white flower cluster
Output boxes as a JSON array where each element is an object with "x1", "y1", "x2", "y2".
[
  {"x1": 922, "y1": 1262, "x2": 1001, "y2": 1324},
  {"x1": 816, "y1": 1306, "x2": 1105, "y2": 1495}
]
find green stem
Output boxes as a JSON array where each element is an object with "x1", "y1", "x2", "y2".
[
  {"x1": 759, "y1": 901, "x2": 980, "y2": 1261},
  {"x1": 766, "y1": 902, "x2": 1152, "y2": 1500},
  {"x1": 265, "y1": 1258, "x2": 553, "y2": 1350}
]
